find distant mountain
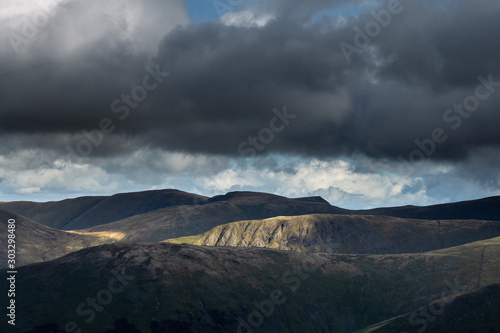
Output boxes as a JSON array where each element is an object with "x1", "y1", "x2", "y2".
[
  {"x1": 360, "y1": 196, "x2": 500, "y2": 221},
  {"x1": 0, "y1": 189, "x2": 208, "y2": 230},
  {"x1": 167, "y1": 214, "x2": 500, "y2": 254},
  {"x1": 83, "y1": 192, "x2": 348, "y2": 242},
  {"x1": 359, "y1": 283, "x2": 500, "y2": 332},
  {"x1": 3, "y1": 237, "x2": 499, "y2": 333},
  {"x1": 0, "y1": 209, "x2": 122, "y2": 267}
]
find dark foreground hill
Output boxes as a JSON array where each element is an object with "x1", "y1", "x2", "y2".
[
  {"x1": 0, "y1": 189, "x2": 209, "y2": 229},
  {"x1": 167, "y1": 214, "x2": 500, "y2": 254},
  {"x1": 2, "y1": 237, "x2": 499, "y2": 333}
]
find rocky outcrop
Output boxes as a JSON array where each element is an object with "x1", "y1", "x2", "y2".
[{"x1": 168, "y1": 214, "x2": 500, "y2": 254}]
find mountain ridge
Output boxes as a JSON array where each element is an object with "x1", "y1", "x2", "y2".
[
  {"x1": 0, "y1": 189, "x2": 208, "y2": 230},
  {"x1": 2, "y1": 191, "x2": 500, "y2": 234},
  {"x1": 358, "y1": 195, "x2": 500, "y2": 221}
]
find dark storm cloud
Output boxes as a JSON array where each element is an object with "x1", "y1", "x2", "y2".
[{"x1": 1, "y1": 0, "x2": 499, "y2": 161}]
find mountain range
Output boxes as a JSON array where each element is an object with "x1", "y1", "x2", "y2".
[{"x1": 1, "y1": 189, "x2": 499, "y2": 332}]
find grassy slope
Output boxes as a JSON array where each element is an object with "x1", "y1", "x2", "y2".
[
  {"x1": 3, "y1": 237, "x2": 500, "y2": 333},
  {"x1": 166, "y1": 214, "x2": 500, "y2": 254}
]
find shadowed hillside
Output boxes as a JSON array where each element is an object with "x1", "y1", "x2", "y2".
[
  {"x1": 0, "y1": 209, "x2": 123, "y2": 267},
  {"x1": 2, "y1": 238, "x2": 499, "y2": 333},
  {"x1": 167, "y1": 214, "x2": 500, "y2": 254},
  {"x1": 0, "y1": 196, "x2": 106, "y2": 229}
]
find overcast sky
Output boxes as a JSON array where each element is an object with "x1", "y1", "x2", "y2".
[{"x1": 0, "y1": 0, "x2": 499, "y2": 209}]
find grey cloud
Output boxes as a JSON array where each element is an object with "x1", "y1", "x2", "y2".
[{"x1": 0, "y1": 0, "x2": 499, "y2": 166}]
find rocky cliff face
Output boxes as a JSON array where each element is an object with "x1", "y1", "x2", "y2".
[{"x1": 168, "y1": 214, "x2": 500, "y2": 254}]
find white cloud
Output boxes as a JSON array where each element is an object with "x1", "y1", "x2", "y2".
[
  {"x1": 1, "y1": 146, "x2": 499, "y2": 208},
  {"x1": 196, "y1": 158, "x2": 425, "y2": 208},
  {"x1": 0, "y1": 149, "x2": 121, "y2": 199},
  {"x1": 220, "y1": 10, "x2": 274, "y2": 28},
  {"x1": 17, "y1": 187, "x2": 41, "y2": 194},
  {"x1": 0, "y1": 0, "x2": 190, "y2": 57}
]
